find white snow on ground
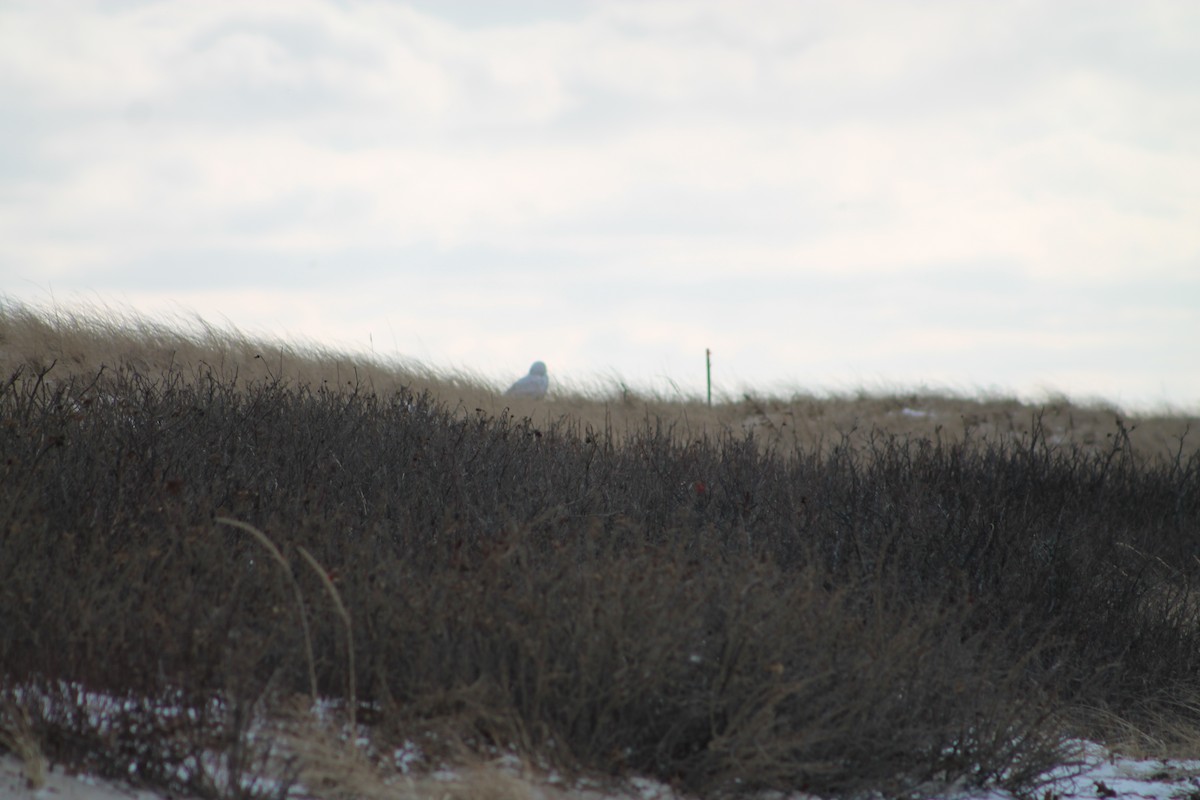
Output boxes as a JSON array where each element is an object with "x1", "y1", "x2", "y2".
[
  {"x1": 4, "y1": 686, "x2": 1198, "y2": 800},
  {"x1": 3, "y1": 741, "x2": 1200, "y2": 800},
  {"x1": 1, "y1": 753, "x2": 162, "y2": 800},
  {"x1": 952, "y1": 740, "x2": 1200, "y2": 800}
]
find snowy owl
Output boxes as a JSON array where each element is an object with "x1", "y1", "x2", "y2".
[{"x1": 505, "y1": 361, "x2": 549, "y2": 399}]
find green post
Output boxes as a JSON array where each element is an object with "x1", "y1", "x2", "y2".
[{"x1": 706, "y1": 348, "x2": 712, "y2": 407}]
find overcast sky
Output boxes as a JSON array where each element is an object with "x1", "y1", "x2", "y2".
[{"x1": 2, "y1": 1, "x2": 1198, "y2": 410}]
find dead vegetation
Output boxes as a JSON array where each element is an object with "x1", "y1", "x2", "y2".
[
  {"x1": 2, "y1": 297, "x2": 1199, "y2": 799},
  {"x1": 2, "y1": 296, "x2": 1194, "y2": 460}
]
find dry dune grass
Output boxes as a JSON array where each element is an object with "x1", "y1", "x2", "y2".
[
  {"x1": 734, "y1": 389, "x2": 1200, "y2": 460},
  {"x1": 4, "y1": 296, "x2": 1200, "y2": 797},
  {"x1": 1, "y1": 295, "x2": 1196, "y2": 458},
  {"x1": 0, "y1": 701, "x2": 47, "y2": 791},
  {"x1": 0, "y1": 297, "x2": 438, "y2": 396},
  {"x1": 1060, "y1": 687, "x2": 1200, "y2": 764},
  {"x1": 275, "y1": 702, "x2": 592, "y2": 800}
]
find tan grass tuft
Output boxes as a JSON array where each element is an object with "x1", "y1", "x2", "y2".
[
  {"x1": 1065, "y1": 690, "x2": 1200, "y2": 761},
  {"x1": 279, "y1": 707, "x2": 547, "y2": 800},
  {"x1": 0, "y1": 701, "x2": 47, "y2": 790},
  {"x1": 297, "y1": 544, "x2": 357, "y2": 731},
  {"x1": 217, "y1": 517, "x2": 319, "y2": 703}
]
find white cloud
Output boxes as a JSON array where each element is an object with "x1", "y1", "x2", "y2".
[{"x1": 2, "y1": 0, "x2": 1198, "y2": 409}]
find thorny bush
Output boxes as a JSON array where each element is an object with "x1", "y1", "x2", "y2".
[{"x1": 1, "y1": 363, "x2": 1199, "y2": 798}]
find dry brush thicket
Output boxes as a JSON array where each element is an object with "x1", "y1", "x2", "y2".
[
  {"x1": 2, "y1": 296, "x2": 1196, "y2": 460},
  {"x1": 2, "y1": 300, "x2": 1200, "y2": 799}
]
